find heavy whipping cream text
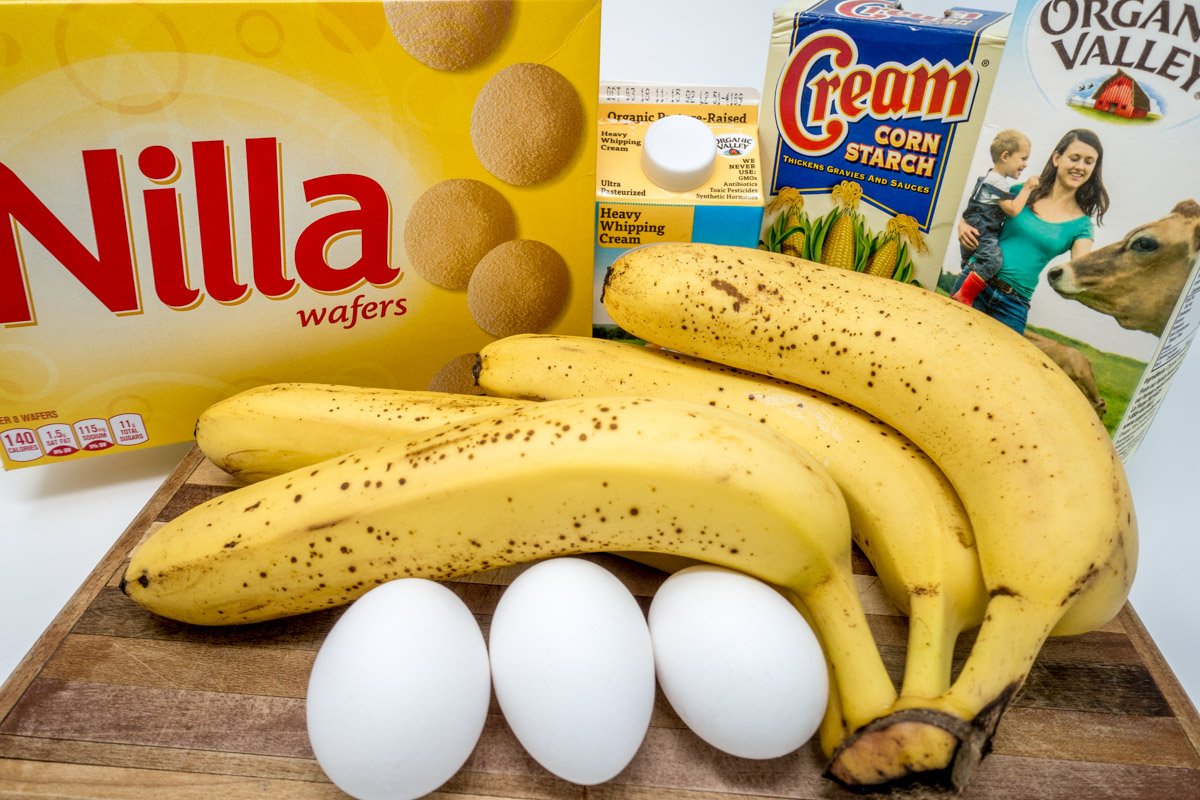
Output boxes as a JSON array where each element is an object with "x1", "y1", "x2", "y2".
[
  {"x1": 0, "y1": 137, "x2": 394, "y2": 327},
  {"x1": 596, "y1": 207, "x2": 667, "y2": 245}
]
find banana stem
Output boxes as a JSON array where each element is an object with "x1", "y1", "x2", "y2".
[
  {"x1": 794, "y1": 570, "x2": 896, "y2": 732},
  {"x1": 940, "y1": 595, "x2": 1057, "y2": 722},
  {"x1": 818, "y1": 663, "x2": 850, "y2": 758},
  {"x1": 897, "y1": 590, "x2": 962, "y2": 702},
  {"x1": 787, "y1": 589, "x2": 851, "y2": 756},
  {"x1": 826, "y1": 595, "x2": 1058, "y2": 789}
]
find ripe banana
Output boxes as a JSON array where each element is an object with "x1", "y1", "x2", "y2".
[
  {"x1": 123, "y1": 396, "x2": 895, "y2": 728},
  {"x1": 475, "y1": 333, "x2": 986, "y2": 730},
  {"x1": 195, "y1": 382, "x2": 525, "y2": 482},
  {"x1": 602, "y1": 243, "x2": 1137, "y2": 789}
]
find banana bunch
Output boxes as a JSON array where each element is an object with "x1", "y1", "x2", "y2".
[
  {"x1": 124, "y1": 395, "x2": 896, "y2": 730},
  {"x1": 128, "y1": 240, "x2": 1138, "y2": 793},
  {"x1": 191, "y1": 367, "x2": 928, "y2": 747},
  {"x1": 600, "y1": 242, "x2": 1137, "y2": 789}
]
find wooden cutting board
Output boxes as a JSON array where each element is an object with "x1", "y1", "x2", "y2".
[{"x1": 2, "y1": 446, "x2": 1199, "y2": 799}]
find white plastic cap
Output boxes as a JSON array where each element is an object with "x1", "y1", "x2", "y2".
[{"x1": 640, "y1": 114, "x2": 718, "y2": 193}]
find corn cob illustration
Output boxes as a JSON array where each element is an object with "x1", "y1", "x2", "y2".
[
  {"x1": 864, "y1": 215, "x2": 927, "y2": 282},
  {"x1": 812, "y1": 181, "x2": 870, "y2": 271},
  {"x1": 760, "y1": 187, "x2": 812, "y2": 258}
]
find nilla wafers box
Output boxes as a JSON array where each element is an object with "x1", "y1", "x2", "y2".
[{"x1": 0, "y1": 0, "x2": 600, "y2": 469}]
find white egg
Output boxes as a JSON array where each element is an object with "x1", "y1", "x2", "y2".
[
  {"x1": 305, "y1": 579, "x2": 491, "y2": 800},
  {"x1": 488, "y1": 557, "x2": 655, "y2": 785},
  {"x1": 648, "y1": 565, "x2": 829, "y2": 760}
]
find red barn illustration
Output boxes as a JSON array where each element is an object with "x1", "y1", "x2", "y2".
[{"x1": 1090, "y1": 69, "x2": 1150, "y2": 119}]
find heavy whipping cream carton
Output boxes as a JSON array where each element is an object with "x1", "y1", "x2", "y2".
[
  {"x1": 0, "y1": 0, "x2": 600, "y2": 469},
  {"x1": 937, "y1": 0, "x2": 1200, "y2": 459},
  {"x1": 759, "y1": 0, "x2": 1011, "y2": 287},
  {"x1": 592, "y1": 83, "x2": 765, "y2": 334}
]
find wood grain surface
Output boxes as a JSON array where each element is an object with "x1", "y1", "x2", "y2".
[{"x1": 2, "y1": 446, "x2": 1198, "y2": 799}]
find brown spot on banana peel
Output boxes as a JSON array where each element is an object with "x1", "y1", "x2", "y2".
[
  {"x1": 119, "y1": 573, "x2": 150, "y2": 592},
  {"x1": 710, "y1": 278, "x2": 750, "y2": 312},
  {"x1": 1059, "y1": 530, "x2": 1133, "y2": 610},
  {"x1": 471, "y1": 353, "x2": 484, "y2": 386},
  {"x1": 307, "y1": 518, "x2": 348, "y2": 532},
  {"x1": 1060, "y1": 562, "x2": 1100, "y2": 605}
]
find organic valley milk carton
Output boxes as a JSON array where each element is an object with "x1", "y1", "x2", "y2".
[
  {"x1": 759, "y1": 0, "x2": 1011, "y2": 287},
  {"x1": 938, "y1": 0, "x2": 1200, "y2": 459},
  {"x1": 0, "y1": 0, "x2": 600, "y2": 469}
]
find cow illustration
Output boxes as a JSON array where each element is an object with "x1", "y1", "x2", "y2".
[{"x1": 1048, "y1": 200, "x2": 1200, "y2": 337}]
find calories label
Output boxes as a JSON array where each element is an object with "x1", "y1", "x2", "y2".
[{"x1": 2, "y1": 428, "x2": 43, "y2": 462}]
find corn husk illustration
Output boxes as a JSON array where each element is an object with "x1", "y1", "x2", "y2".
[
  {"x1": 760, "y1": 187, "x2": 813, "y2": 258},
  {"x1": 865, "y1": 214, "x2": 927, "y2": 283},
  {"x1": 811, "y1": 181, "x2": 871, "y2": 271}
]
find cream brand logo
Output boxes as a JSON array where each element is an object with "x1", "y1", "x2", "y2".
[
  {"x1": 775, "y1": 29, "x2": 979, "y2": 157},
  {"x1": 0, "y1": 137, "x2": 394, "y2": 327}
]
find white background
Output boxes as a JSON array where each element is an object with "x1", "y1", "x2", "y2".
[{"x1": 3, "y1": 0, "x2": 1198, "y2": 718}]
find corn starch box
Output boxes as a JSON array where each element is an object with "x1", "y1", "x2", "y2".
[
  {"x1": 593, "y1": 83, "x2": 765, "y2": 335},
  {"x1": 759, "y1": 0, "x2": 1010, "y2": 287},
  {"x1": 0, "y1": 0, "x2": 600, "y2": 469},
  {"x1": 936, "y1": 0, "x2": 1200, "y2": 460}
]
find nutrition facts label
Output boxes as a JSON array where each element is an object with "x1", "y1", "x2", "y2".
[{"x1": 1, "y1": 413, "x2": 148, "y2": 464}]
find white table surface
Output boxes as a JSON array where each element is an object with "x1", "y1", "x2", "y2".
[{"x1": 3, "y1": 0, "x2": 1198, "y2": 714}]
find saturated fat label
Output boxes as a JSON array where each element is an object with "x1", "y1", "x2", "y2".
[
  {"x1": 0, "y1": 0, "x2": 600, "y2": 469},
  {"x1": 938, "y1": 0, "x2": 1200, "y2": 460},
  {"x1": 760, "y1": 0, "x2": 1010, "y2": 286}
]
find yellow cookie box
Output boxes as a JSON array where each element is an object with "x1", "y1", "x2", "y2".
[{"x1": 0, "y1": 0, "x2": 601, "y2": 469}]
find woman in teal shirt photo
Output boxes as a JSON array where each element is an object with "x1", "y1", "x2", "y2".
[{"x1": 955, "y1": 128, "x2": 1110, "y2": 334}]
